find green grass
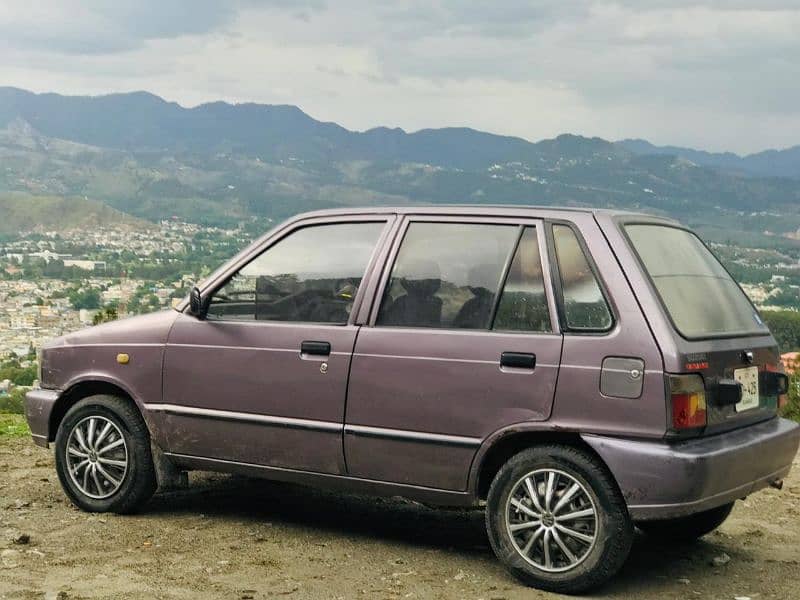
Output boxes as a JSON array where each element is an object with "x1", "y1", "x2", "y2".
[{"x1": 0, "y1": 413, "x2": 30, "y2": 437}]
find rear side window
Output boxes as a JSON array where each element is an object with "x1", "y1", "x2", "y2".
[
  {"x1": 494, "y1": 227, "x2": 550, "y2": 332},
  {"x1": 377, "y1": 223, "x2": 516, "y2": 329},
  {"x1": 552, "y1": 224, "x2": 613, "y2": 331},
  {"x1": 376, "y1": 222, "x2": 551, "y2": 331},
  {"x1": 625, "y1": 224, "x2": 768, "y2": 339}
]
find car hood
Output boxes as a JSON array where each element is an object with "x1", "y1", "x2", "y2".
[{"x1": 44, "y1": 310, "x2": 180, "y2": 349}]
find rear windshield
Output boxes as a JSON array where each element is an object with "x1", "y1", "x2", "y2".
[{"x1": 624, "y1": 224, "x2": 768, "y2": 339}]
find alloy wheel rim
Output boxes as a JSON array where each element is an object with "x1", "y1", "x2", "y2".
[
  {"x1": 65, "y1": 415, "x2": 129, "y2": 500},
  {"x1": 505, "y1": 468, "x2": 598, "y2": 573}
]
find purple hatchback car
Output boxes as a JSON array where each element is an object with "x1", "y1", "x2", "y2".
[{"x1": 25, "y1": 206, "x2": 800, "y2": 593}]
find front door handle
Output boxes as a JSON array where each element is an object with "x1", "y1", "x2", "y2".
[
  {"x1": 301, "y1": 341, "x2": 331, "y2": 356},
  {"x1": 500, "y1": 352, "x2": 536, "y2": 370}
]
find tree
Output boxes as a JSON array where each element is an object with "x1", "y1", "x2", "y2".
[
  {"x1": 761, "y1": 310, "x2": 800, "y2": 352},
  {"x1": 0, "y1": 361, "x2": 37, "y2": 387},
  {"x1": 92, "y1": 305, "x2": 119, "y2": 325},
  {"x1": 68, "y1": 287, "x2": 101, "y2": 310}
]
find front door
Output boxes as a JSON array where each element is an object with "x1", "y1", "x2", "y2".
[
  {"x1": 345, "y1": 217, "x2": 563, "y2": 490},
  {"x1": 159, "y1": 217, "x2": 391, "y2": 474}
]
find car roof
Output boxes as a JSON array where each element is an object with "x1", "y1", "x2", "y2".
[{"x1": 294, "y1": 204, "x2": 678, "y2": 223}]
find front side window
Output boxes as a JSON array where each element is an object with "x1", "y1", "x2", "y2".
[
  {"x1": 377, "y1": 222, "x2": 551, "y2": 331},
  {"x1": 206, "y1": 222, "x2": 384, "y2": 323},
  {"x1": 552, "y1": 224, "x2": 613, "y2": 331},
  {"x1": 625, "y1": 224, "x2": 768, "y2": 339}
]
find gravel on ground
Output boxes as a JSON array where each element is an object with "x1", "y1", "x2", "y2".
[{"x1": 1, "y1": 423, "x2": 799, "y2": 600}]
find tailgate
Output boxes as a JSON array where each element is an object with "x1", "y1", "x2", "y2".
[{"x1": 678, "y1": 334, "x2": 782, "y2": 435}]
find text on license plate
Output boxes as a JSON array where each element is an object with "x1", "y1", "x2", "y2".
[{"x1": 734, "y1": 366, "x2": 759, "y2": 411}]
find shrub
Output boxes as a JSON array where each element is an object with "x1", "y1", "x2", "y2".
[
  {"x1": 781, "y1": 373, "x2": 800, "y2": 422},
  {"x1": 0, "y1": 387, "x2": 26, "y2": 414}
]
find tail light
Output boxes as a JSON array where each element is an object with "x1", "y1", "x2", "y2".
[{"x1": 669, "y1": 374, "x2": 707, "y2": 431}]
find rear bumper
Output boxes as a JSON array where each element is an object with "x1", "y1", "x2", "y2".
[
  {"x1": 24, "y1": 388, "x2": 61, "y2": 448},
  {"x1": 582, "y1": 417, "x2": 800, "y2": 520}
]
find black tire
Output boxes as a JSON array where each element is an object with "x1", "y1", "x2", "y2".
[
  {"x1": 637, "y1": 502, "x2": 734, "y2": 542},
  {"x1": 54, "y1": 395, "x2": 157, "y2": 514},
  {"x1": 485, "y1": 445, "x2": 633, "y2": 594}
]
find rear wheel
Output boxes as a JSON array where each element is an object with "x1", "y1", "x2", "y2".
[
  {"x1": 637, "y1": 502, "x2": 735, "y2": 542},
  {"x1": 54, "y1": 395, "x2": 157, "y2": 514},
  {"x1": 485, "y1": 445, "x2": 633, "y2": 594}
]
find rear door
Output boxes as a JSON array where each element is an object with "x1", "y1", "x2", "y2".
[
  {"x1": 344, "y1": 216, "x2": 563, "y2": 490},
  {"x1": 622, "y1": 222, "x2": 781, "y2": 433}
]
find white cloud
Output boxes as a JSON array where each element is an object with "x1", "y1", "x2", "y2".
[{"x1": 0, "y1": 1, "x2": 798, "y2": 153}]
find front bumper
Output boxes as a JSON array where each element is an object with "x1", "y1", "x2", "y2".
[
  {"x1": 24, "y1": 388, "x2": 61, "y2": 448},
  {"x1": 583, "y1": 417, "x2": 800, "y2": 520}
]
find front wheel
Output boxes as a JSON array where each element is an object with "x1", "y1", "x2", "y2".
[
  {"x1": 54, "y1": 395, "x2": 157, "y2": 513},
  {"x1": 637, "y1": 502, "x2": 735, "y2": 542},
  {"x1": 485, "y1": 445, "x2": 633, "y2": 594}
]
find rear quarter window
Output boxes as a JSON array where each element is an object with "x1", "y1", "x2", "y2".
[
  {"x1": 552, "y1": 224, "x2": 613, "y2": 331},
  {"x1": 624, "y1": 224, "x2": 768, "y2": 339}
]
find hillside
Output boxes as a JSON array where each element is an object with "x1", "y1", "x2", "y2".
[
  {"x1": 1, "y1": 87, "x2": 799, "y2": 245},
  {"x1": 0, "y1": 193, "x2": 149, "y2": 236}
]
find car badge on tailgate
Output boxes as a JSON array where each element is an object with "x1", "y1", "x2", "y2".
[{"x1": 685, "y1": 352, "x2": 709, "y2": 371}]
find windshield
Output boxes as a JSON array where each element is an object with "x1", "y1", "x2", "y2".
[{"x1": 624, "y1": 224, "x2": 768, "y2": 339}]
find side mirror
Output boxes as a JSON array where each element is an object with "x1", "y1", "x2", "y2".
[{"x1": 189, "y1": 286, "x2": 208, "y2": 320}]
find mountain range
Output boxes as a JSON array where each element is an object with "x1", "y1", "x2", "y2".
[
  {"x1": 1, "y1": 86, "x2": 799, "y2": 245},
  {"x1": 617, "y1": 139, "x2": 800, "y2": 180}
]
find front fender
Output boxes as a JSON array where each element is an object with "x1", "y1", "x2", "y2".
[{"x1": 39, "y1": 338, "x2": 169, "y2": 449}]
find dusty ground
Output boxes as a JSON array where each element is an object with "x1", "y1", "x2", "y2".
[{"x1": 1, "y1": 425, "x2": 799, "y2": 600}]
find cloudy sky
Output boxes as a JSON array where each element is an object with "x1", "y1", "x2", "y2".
[{"x1": 1, "y1": 0, "x2": 799, "y2": 154}]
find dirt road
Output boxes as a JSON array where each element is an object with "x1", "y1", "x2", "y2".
[{"x1": 2, "y1": 426, "x2": 799, "y2": 600}]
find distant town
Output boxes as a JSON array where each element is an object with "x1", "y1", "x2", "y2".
[
  {"x1": 0, "y1": 220, "x2": 259, "y2": 369},
  {"x1": 0, "y1": 219, "x2": 798, "y2": 393}
]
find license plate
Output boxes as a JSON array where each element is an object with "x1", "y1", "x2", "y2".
[{"x1": 734, "y1": 366, "x2": 760, "y2": 411}]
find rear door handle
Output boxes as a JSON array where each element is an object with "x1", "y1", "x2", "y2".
[
  {"x1": 500, "y1": 352, "x2": 536, "y2": 370},
  {"x1": 301, "y1": 341, "x2": 331, "y2": 356}
]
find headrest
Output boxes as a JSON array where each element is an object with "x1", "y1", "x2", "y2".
[
  {"x1": 401, "y1": 277, "x2": 441, "y2": 297},
  {"x1": 397, "y1": 260, "x2": 441, "y2": 296}
]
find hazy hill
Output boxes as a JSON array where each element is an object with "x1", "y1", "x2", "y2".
[
  {"x1": 1, "y1": 87, "x2": 799, "y2": 246},
  {"x1": 0, "y1": 86, "x2": 573, "y2": 168},
  {"x1": 618, "y1": 138, "x2": 800, "y2": 179}
]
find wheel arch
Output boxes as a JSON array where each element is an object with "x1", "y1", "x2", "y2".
[
  {"x1": 49, "y1": 376, "x2": 185, "y2": 493},
  {"x1": 470, "y1": 428, "x2": 618, "y2": 501},
  {"x1": 48, "y1": 377, "x2": 146, "y2": 443}
]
